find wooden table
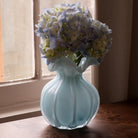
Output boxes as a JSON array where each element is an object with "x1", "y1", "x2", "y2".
[{"x1": 0, "y1": 101, "x2": 138, "y2": 138}]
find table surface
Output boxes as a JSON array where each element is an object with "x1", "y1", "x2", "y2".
[{"x1": 0, "y1": 101, "x2": 138, "y2": 138}]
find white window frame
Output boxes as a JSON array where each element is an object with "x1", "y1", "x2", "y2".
[{"x1": 0, "y1": 0, "x2": 91, "y2": 119}]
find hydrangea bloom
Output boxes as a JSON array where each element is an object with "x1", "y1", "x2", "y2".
[{"x1": 35, "y1": 3, "x2": 112, "y2": 65}]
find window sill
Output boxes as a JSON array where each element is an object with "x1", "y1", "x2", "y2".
[{"x1": 0, "y1": 100, "x2": 41, "y2": 123}]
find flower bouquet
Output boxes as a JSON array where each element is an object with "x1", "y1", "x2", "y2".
[{"x1": 35, "y1": 3, "x2": 112, "y2": 130}]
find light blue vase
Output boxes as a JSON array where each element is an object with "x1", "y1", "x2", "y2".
[{"x1": 40, "y1": 56, "x2": 100, "y2": 130}]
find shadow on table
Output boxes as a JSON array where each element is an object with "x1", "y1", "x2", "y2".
[{"x1": 41, "y1": 125, "x2": 103, "y2": 138}]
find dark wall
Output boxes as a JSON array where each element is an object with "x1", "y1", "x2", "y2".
[{"x1": 129, "y1": 0, "x2": 138, "y2": 99}]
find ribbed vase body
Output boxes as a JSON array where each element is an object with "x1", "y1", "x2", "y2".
[{"x1": 40, "y1": 57, "x2": 100, "y2": 130}]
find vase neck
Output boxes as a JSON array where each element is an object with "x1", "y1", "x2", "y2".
[{"x1": 56, "y1": 69, "x2": 82, "y2": 78}]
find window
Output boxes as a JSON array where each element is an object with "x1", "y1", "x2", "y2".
[
  {"x1": 0, "y1": 0, "x2": 35, "y2": 82},
  {"x1": 0, "y1": 0, "x2": 95, "y2": 117}
]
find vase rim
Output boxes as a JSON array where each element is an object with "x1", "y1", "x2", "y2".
[{"x1": 47, "y1": 56, "x2": 100, "y2": 73}]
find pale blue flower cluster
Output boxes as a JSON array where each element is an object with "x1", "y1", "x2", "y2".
[{"x1": 35, "y1": 3, "x2": 112, "y2": 65}]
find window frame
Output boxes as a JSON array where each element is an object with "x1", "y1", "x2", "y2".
[
  {"x1": 0, "y1": 0, "x2": 44, "y2": 117},
  {"x1": 0, "y1": 0, "x2": 92, "y2": 118}
]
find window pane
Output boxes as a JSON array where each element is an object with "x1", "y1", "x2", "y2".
[
  {"x1": 41, "y1": 57, "x2": 56, "y2": 76},
  {"x1": 40, "y1": 0, "x2": 95, "y2": 79},
  {"x1": 0, "y1": 0, "x2": 34, "y2": 82}
]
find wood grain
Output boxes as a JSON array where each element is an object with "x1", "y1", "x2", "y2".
[{"x1": 0, "y1": 101, "x2": 138, "y2": 138}]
